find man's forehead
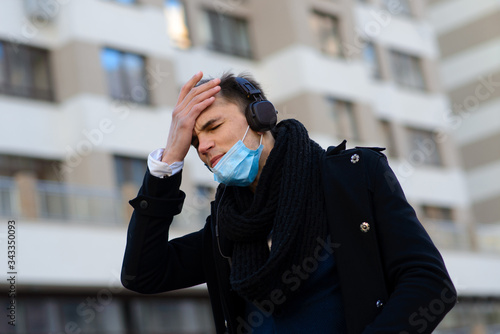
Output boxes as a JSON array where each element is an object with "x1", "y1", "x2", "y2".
[
  {"x1": 194, "y1": 96, "x2": 234, "y2": 127},
  {"x1": 194, "y1": 107, "x2": 224, "y2": 131}
]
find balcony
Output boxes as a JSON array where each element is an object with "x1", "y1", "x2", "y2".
[
  {"x1": 0, "y1": 176, "x2": 17, "y2": 217},
  {"x1": 2, "y1": 173, "x2": 498, "y2": 253},
  {"x1": 422, "y1": 218, "x2": 471, "y2": 251},
  {"x1": 0, "y1": 173, "x2": 210, "y2": 230},
  {"x1": 37, "y1": 180, "x2": 124, "y2": 224},
  {"x1": 0, "y1": 174, "x2": 127, "y2": 225}
]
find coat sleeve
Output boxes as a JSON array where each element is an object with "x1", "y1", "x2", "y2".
[
  {"x1": 363, "y1": 154, "x2": 457, "y2": 334},
  {"x1": 121, "y1": 168, "x2": 206, "y2": 294}
]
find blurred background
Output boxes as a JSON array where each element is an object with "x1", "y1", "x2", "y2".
[{"x1": 0, "y1": 0, "x2": 499, "y2": 333}]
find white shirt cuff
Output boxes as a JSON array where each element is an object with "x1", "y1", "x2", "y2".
[{"x1": 147, "y1": 148, "x2": 184, "y2": 178}]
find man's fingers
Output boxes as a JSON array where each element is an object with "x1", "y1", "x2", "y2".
[
  {"x1": 176, "y1": 93, "x2": 218, "y2": 133},
  {"x1": 191, "y1": 96, "x2": 216, "y2": 115},
  {"x1": 173, "y1": 83, "x2": 220, "y2": 122},
  {"x1": 179, "y1": 77, "x2": 221, "y2": 109},
  {"x1": 177, "y1": 71, "x2": 203, "y2": 104},
  {"x1": 172, "y1": 86, "x2": 219, "y2": 132},
  {"x1": 184, "y1": 85, "x2": 221, "y2": 116}
]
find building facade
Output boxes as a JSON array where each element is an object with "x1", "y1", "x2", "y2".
[
  {"x1": 427, "y1": 0, "x2": 500, "y2": 331},
  {"x1": 0, "y1": 0, "x2": 498, "y2": 332},
  {"x1": 428, "y1": 0, "x2": 500, "y2": 252}
]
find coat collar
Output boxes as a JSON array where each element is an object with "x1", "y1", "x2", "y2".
[{"x1": 325, "y1": 140, "x2": 347, "y2": 156}]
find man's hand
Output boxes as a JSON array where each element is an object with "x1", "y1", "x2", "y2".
[{"x1": 162, "y1": 72, "x2": 221, "y2": 164}]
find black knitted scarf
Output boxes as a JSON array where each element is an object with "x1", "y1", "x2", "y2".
[{"x1": 216, "y1": 119, "x2": 328, "y2": 307}]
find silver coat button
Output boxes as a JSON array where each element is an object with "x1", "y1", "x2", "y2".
[
  {"x1": 351, "y1": 154, "x2": 360, "y2": 164},
  {"x1": 360, "y1": 222, "x2": 370, "y2": 232},
  {"x1": 376, "y1": 299, "x2": 384, "y2": 308}
]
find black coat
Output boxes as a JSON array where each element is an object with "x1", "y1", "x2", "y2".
[{"x1": 121, "y1": 141, "x2": 457, "y2": 333}]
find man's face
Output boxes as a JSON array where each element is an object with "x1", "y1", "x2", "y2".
[{"x1": 192, "y1": 96, "x2": 260, "y2": 169}]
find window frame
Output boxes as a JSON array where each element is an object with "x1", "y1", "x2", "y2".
[
  {"x1": 0, "y1": 40, "x2": 54, "y2": 101},
  {"x1": 310, "y1": 10, "x2": 344, "y2": 58},
  {"x1": 421, "y1": 204, "x2": 454, "y2": 222},
  {"x1": 362, "y1": 41, "x2": 382, "y2": 79},
  {"x1": 165, "y1": 0, "x2": 192, "y2": 50},
  {"x1": 389, "y1": 49, "x2": 426, "y2": 91},
  {"x1": 103, "y1": 0, "x2": 137, "y2": 5},
  {"x1": 406, "y1": 127, "x2": 443, "y2": 167},
  {"x1": 113, "y1": 155, "x2": 147, "y2": 189},
  {"x1": 327, "y1": 97, "x2": 359, "y2": 141},
  {"x1": 379, "y1": 119, "x2": 397, "y2": 157},
  {"x1": 204, "y1": 9, "x2": 253, "y2": 59},
  {"x1": 101, "y1": 47, "x2": 151, "y2": 105},
  {"x1": 382, "y1": 0, "x2": 413, "y2": 17}
]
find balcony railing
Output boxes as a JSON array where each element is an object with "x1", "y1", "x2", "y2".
[
  {"x1": 476, "y1": 224, "x2": 500, "y2": 253},
  {"x1": 0, "y1": 175, "x2": 127, "y2": 225},
  {"x1": 0, "y1": 176, "x2": 18, "y2": 217},
  {"x1": 423, "y1": 219, "x2": 470, "y2": 251},
  {"x1": 36, "y1": 180, "x2": 124, "y2": 224},
  {"x1": 2, "y1": 174, "x2": 500, "y2": 252}
]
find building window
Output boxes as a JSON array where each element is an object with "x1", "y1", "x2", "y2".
[
  {"x1": 363, "y1": 41, "x2": 381, "y2": 79},
  {"x1": 0, "y1": 154, "x2": 60, "y2": 180},
  {"x1": 205, "y1": 10, "x2": 252, "y2": 58},
  {"x1": 165, "y1": 0, "x2": 191, "y2": 49},
  {"x1": 101, "y1": 48, "x2": 150, "y2": 104},
  {"x1": 420, "y1": 204, "x2": 466, "y2": 251},
  {"x1": 422, "y1": 205, "x2": 453, "y2": 222},
  {"x1": 407, "y1": 128, "x2": 442, "y2": 166},
  {"x1": 114, "y1": 155, "x2": 146, "y2": 189},
  {"x1": 0, "y1": 41, "x2": 53, "y2": 101},
  {"x1": 105, "y1": 0, "x2": 136, "y2": 4},
  {"x1": 310, "y1": 11, "x2": 343, "y2": 58},
  {"x1": 0, "y1": 43, "x2": 4, "y2": 87},
  {"x1": 327, "y1": 98, "x2": 359, "y2": 141},
  {"x1": 380, "y1": 120, "x2": 397, "y2": 157},
  {"x1": 0, "y1": 154, "x2": 61, "y2": 218},
  {"x1": 389, "y1": 50, "x2": 426, "y2": 90},
  {"x1": 383, "y1": 0, "x2": 412, "y2": 16}
]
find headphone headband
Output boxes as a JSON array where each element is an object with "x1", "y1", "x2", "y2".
[{"x1": 235, "y1": 77, "x2": 261, "y2": 99}]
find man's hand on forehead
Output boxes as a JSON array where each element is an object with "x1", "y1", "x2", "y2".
[{"x1": 161, "y1": 72, "x2": 221, "y2": 164}]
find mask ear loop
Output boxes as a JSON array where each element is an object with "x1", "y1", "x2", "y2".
[
  {"x1": 242, "y1": 125, "x2": 263, "y2": 147},
  {"x1": 242, "y1": 125, "x2": 250, "y2": 141}
]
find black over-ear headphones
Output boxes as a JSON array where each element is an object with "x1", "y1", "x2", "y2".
[{"x1": 235, "y1": 77, "x2": 278, "y2": 132}]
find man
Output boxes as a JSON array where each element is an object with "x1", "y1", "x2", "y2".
[{"x1": 121, "y1": 71, "x2": 457, "y2": 333}]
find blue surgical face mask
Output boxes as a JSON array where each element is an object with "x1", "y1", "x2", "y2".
[{"x1": 209, "y1": 126, "x2": 263, "y2": 187}]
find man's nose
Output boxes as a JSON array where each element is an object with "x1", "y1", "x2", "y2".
[{"x1": 197, "y1": 137, "x2": 214, "y2": 155}]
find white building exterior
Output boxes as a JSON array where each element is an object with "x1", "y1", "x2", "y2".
[{"x1": 0, "y1": 0, "x2": 498, "y2": 332}]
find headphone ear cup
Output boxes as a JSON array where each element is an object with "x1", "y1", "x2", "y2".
[
  {"x1": 235, "y1": 76, "x2": 277, "y2": 131},
  {"x1": 246, "y1": 100, "x2": 277, "y2": 132}
]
